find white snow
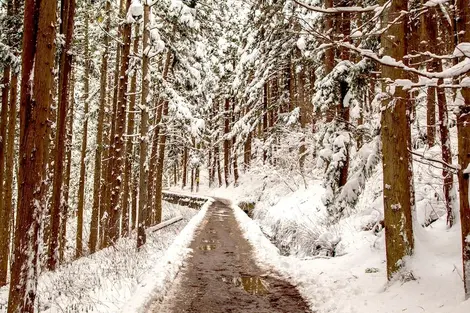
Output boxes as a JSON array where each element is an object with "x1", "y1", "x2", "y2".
[
  {"x1": 121, "y1": 198, "x2": 213, "y2": 312},
  {"x1": 296, "y1": 37, "x2": 306, "y2": 51},
  {"x1": 453, "y1": 43, "x2": 470, "y2": 58},
  {"x1": 0, "y1": 201, "x2": 210, "y2": 312},
  {"x1": 127, "y1": 0, "x2": 144, "y2": 23},
  {"x1": 423, "y1": 0, "x2": 449, "y2": 6}
]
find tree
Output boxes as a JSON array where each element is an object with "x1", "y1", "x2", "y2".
[
  {"x1": 137, "y1": 2, "x2": 150, "y2": 248},
  {"x1": 123, "y1": 23, "x2": 140, "y2": 238},
  {"x1": 8, "y1": 0, "x2": 56, "y2": 309},
  {"x1": 0, "y1": 10, "x2": 11, "y2": 287},
  {"x1": 76, "y1": 4, "x2": 90, "y2": 258},
  {"x1": 380, "y1": 0, "x2": 414, "y2": 280},
  {"x1": 224, "y1": 98, "x2": 230, "y2": 186},
  {"x1": 106, "y1": 0, "x2": 133, "y2": 246},
  {"x1": 89, "y1": 0, "x2": 111, "y2": 254},
  {"x1": 456, "y1": 0, "x2": 470, "y2": 299},
  {"x1": 49, "y1": 0, "x2": 76, "y2": 270}
]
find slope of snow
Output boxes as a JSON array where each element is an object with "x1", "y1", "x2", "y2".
[
  {"x1": 233, "y1": 199, "x2": 469, "y2": 313},
  {"x1": 0, "y1": 201, "x2": 210, "y2": 313},
  {"x1": 121, "y1": 198, "x2": 213, "y2": 313}
]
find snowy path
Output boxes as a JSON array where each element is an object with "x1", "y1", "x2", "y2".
[{"x1": 147, "y1": 199, "x2": 311, "y2": 313}]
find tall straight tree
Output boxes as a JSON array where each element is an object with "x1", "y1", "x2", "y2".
[
  {"x1": 137, "y1": 2, "x2": 151, "y2": 248},
  {"x1": 89, "y1": 0, "x2": 111, "y2": 253},
  {"x1": 61, "y1": 63, "x2": 75, "y2": 263},
  {"x1": 8, "y1": 0, "x2": 56, "y2": 310},
  {"x1": 456, "y1": 0, "x2": 470, "y2": 299},
  {"x1": 106, "y1": 0, "x2": 133, "y2": 245},
  {"x1": 76, "y1": 4, "x2": 90, "y2": 258},
  {"x1": 0, "y1": 0, "x2": 14, "y2": 286},
  {"x1": 49, "y1": 0, "x2": 76, "y2": 270},
  {"x1": 223, "y1": 98, "x2": 230, "y2": 186},
  {"x1": 153, "y1": 51, "x2": 172, "y2": 225},
  {"x1": 380, "y1": 0, "x2": 414, "y2": 280},
  {"x1": 122, "y1": 24, "x2": 140, "y2": 238}
]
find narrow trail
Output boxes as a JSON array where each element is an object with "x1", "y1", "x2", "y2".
[{"x1": 148, "y1": 199, "x2": 311, "y2": 313}]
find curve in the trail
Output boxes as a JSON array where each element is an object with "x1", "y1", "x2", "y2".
[{"x1": 149, "y1": 199, "x2": 312, "y2": 313}]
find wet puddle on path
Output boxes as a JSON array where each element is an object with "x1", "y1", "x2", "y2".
[
  {"x1": 222, "y1": 276, "x2": 269, "y2": 295},
  {"x1": 199, "y1": 244, "x2": 217, "y2": 251}
]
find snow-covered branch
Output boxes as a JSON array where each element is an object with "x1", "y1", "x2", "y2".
[{"x1": 293, "y1": 0, "x2": 381, "y2": 14}]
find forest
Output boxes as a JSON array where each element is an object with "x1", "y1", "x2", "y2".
[{"x1": 0, "y1": 0, "x2": 470, "y2": 312}]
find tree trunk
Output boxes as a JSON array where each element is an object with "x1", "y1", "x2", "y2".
[
  {"x1": 456, "y1": 0, "x2": 470, "y2": 299},
  {"x1": 147, "y1": 52, "x2": 171, "y2": 226},
  {"x1": 147, "y1": 100, "x2": 163, "y2": 225},
  {"x1": 422, "y1": 2, "x2": 437, "y2": 147},
  {"x1": 324, "y1": 0, "x2": 334, "y2": 122},
  {"x1": 154, "y1": 100, "x2": 169, "y2": 224},
  {"x1": 182, "y1": 146, "x2": 188, "y2": 188},
  {"x1": 106, "y1": 0, "x2": 132, "y2": 246},
  {"x1": 380, "y1": 0, "x2": 414, "y2": 280},
  {"x1": 100, "y1": 70, "x2": 115, "y2": 248},
  {"x1": 0, "y1": 61, "x2": 10, "y2": 288},
  {"x1": 297, "y1": 50, "x2": 307, "y2": 172},
  {"x1": 232, "y1": 99, "x2": 239, "y2": 185},
  {"x1": 8, "y1": 0, "x2": 56, "y2": 309},
  {"x1": 89, "y1": 0, "x2": 111, "y2": 254},
  {"x1": 76, "y1": 9, "x2": 89, "y2": 258},
  {"x1": 123, "y1": 24, "x2": 140, "y2": 239},
  {"x1": 263, "y1": 84, "x2": 268, "y2": 163},
  {"x1": 244, "y1": 131, "x2": 252, "y2": 170},
  {"x1": 49, "y1": 0, "x2": 75, "y2": 270},
  {"x1": 2, "y1": 43, "x2": 17, "y2": 287},
  {"x1": 208, "y1": 147, "x2": 213, "y2": 187},
  {"x1": 60, "y1": 64, "x2": 75, "y2": 263},
  {"x1": 435, "y1": 61, "x2": 454, "y2": 227},
  {"x1": 224, "y1": 98, "x2": 230, "y2": 186},
  {"x1": 137, "y1": 4, "x2": 150, "y2": 248}
]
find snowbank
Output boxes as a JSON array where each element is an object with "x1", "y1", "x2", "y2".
[
  {"x1": 120, "y1": 198, "x2": 213, "y2": 312},
  {"x1": 0, "y1": 201, "x2": 210, "y2": 313}
]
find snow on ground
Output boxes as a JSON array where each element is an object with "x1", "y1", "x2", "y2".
[
  {"x1": 121, "y1": 198, "x2": 212, "y2": 313},
  {"x1": 173, "y1": 153, "x2": 470, "y2": 313},
  {"x1": 233, "y1": 196, "x2": 469, "y2": 313},
  {"x1": 0, "y1": 200, "x2": 211, "y2": 313}
]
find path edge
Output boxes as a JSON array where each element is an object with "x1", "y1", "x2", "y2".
[
  {"x1": 120, "y1": 197, "x2": 214, "y2": 313},
  {"x1": 231, "y1": 204, "x2": 315, "y2": 311}
]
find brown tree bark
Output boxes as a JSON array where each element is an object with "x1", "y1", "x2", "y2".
[
  {"x1": 137, "y1": 4, "x2": 150, "y2": 248},
  {"x1": 123, "y1": 24, "x2": 139, "y2": 239},
  {"x1": 60, "y1": 64, "x2": 75, "y2": 263},
  {"x1": 435, "y1": 60, "x2": 454, "y2": 227},
  {"x1": 0, "y1": 56, "x2": 10, "y2": 288},
  {"x1": 421, "y1": 2, "x2": 436, "y2": 146},
  {"x1": 147, "y1": 52, "x2": 171, "y2": 226},
  {"x1": 455, "y1": 0, "x2": 470, "y2": 299},
  {"x1": 147, "y1": 100, "x2": 163, "y2": 225},
  {"x1": 244, "y1": 105, "x2": 252, "y2": 170},
  {"x1": 324, "y1": 0, "x2": 335, "y2": 123},
  {"x1": 380, "y1": 0, "x2": 414, "y2": 280},
  {"x1": 106, "y1": 0, "x2": 133, "y2": 246},
  {"x1": 49, "y1": 0, "x2": 76, "y2": 270},
  {"x1": 154, "y1": 100, "x2": 169, "y2": 224},
  {"x1": 100, "y1": 71, "x2": 115, "y2": 248},
  {"x1": 296, "y1": 50, "x2": 307, "y2": 171},
  {"x1": 76, "y1": 9, "x2": 90, "y2": 258},
  {"x1": 182, "y1": 146, "x2": 188, "y2": 188},
  {"x1": 263, "y1": 84, "x2": 268, "y2": 164},
  {"x1": 8, "y1": 0, "x2": 56, "y2": 309},
  {"x1": 224, "y1": 98, "x2": 231, "y2": 186},
  {"x1": 1, "y1": 55, "x2": 17, "y2": 288},
  {"x1": 232, "y1": 99, "x2": 239, "y2": 185},
  {"x1": 89, "y1": 0, "x2": 111, "y2": 254}
]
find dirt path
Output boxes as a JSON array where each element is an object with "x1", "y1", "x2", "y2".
[{"x1": 149, "y1": 199, "x2": 311, "y2": 313}]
